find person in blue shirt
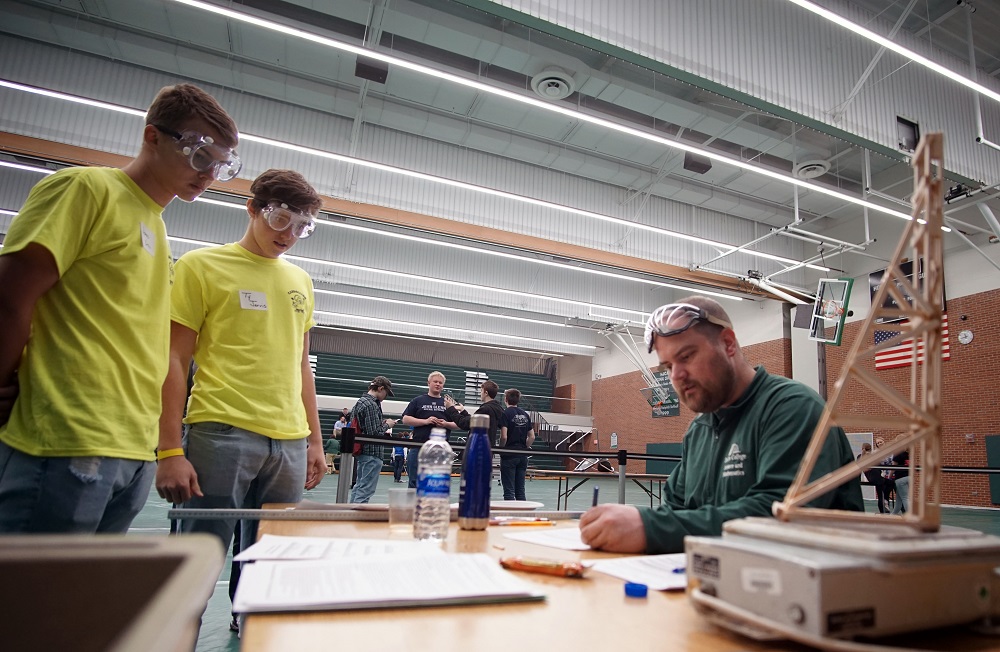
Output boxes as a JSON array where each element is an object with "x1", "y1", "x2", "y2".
[
  {"x1": 392, "y1": 435, "x2": 408, "y2": 483},
  {"x1": 400, "y1": 371, "x2": 460, "y2": 489}
]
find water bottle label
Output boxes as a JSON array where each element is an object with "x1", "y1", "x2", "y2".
[{"x1": 418, "y1": 473, "x2": 451, "y2": 497}]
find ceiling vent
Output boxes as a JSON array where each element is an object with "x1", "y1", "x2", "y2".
[
  {"x1": 531, "y1": 68, "x2": 576, "y2": 100},
  {"x1": 793, "y1": 160, "x2": 831, "y2": 179}
]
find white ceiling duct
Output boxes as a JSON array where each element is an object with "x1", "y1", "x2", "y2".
[
  {"x1": 794, "y1": 160, "x2": 832, "y2": 179},
  {"x1": 530, "y1": 67, "x2": 576, "y2": 100}
]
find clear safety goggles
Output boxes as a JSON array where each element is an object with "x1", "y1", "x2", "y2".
[
  {"x1": 154, "y1": 125, "x2": 242, "y2": 182},
  {"x1": 260, "y1": 201, "x2": 317, "y2": 239},
  {"x1": 644, "y1": 303, "x2": 733, "y2": 352}
]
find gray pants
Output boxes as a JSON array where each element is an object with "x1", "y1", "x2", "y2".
[{"x1": 891, "y1": 476, "x2": 910, "y2": 515}]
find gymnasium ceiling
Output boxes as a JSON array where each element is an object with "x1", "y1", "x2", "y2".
[{"x1": 1, "y1": 0, "x2": 999, "y2": 359}]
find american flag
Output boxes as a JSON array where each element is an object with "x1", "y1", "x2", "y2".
[{"x1": 874, "y1": 314, "x2": 950, "y2": 370}]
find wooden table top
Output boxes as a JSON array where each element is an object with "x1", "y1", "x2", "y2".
[{"x1": 240, "y1": 519, "x2": 785, "y2": 652}]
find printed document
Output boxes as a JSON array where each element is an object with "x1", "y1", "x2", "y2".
[
  {"x1": 590, "y1": 553, "x2": 687, "y2": 591},
  {"x1": 234, "y1": 534, "x2": 444, "y2": 562},
  {"x1": 502, "y1": 525, "x2": 590, "y2": 551},
  {"x1": 233, "y1": 553, "x2": 545, "y2": 613}
]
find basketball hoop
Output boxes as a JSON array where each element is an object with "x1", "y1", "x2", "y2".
[{"x1": 821, "y1": 299, "x2": 844, "y2": 320}]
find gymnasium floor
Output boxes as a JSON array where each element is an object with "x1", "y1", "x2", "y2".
[{"x1": 127, "y1": 472, "x2": 1000, "y2": 652}]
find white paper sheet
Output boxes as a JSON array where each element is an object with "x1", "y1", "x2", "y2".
[
  {"x1": 233, "y1": 553, "x2": 545, "y2": 613},
  {"x1": 589, "y1": 553, "x2": 687, "y2": 591},
  {"x1": 502, "y1": 525, "x2": 590, "y2": 550},
  {"x1": 234, "y1": 534, "x2": 445, "y2": 562}
]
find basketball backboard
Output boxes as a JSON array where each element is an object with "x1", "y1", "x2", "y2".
[{"x1": 808, "y1": 277, "x2": 854, "y2": 345}]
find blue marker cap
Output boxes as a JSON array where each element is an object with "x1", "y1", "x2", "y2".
[{"x1": 624, "y1": 582, "x2": 648, "y2": 598}]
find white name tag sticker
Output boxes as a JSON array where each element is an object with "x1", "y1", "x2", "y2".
[
  {"x1": 239, "y1": 290, "x2": 268, "y2": 311},
  {"x1": 140, "y1": 222, "x2": 156, "y2": 256}
]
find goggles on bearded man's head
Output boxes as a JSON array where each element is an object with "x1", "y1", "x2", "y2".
[{"x1": 644, "y1": 303, "x2": 733, "y2": 352}]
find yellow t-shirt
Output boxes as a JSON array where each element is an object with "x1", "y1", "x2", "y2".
[
  {"x1": 172, "y1": 243, "x2": 317, "y2": 439},
  {"x1": 0, "y1": 167, "x2": 171, "y2": 460}
]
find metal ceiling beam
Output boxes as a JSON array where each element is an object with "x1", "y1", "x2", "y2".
[
  {"x1": 341, "y1": 0, "x2": 390, "y2": 193},
  {"x1": 829, "y1": 0, "x2": 919, "y2": 123}
]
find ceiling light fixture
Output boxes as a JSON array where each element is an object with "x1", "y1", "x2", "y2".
[
  {"x1": 315, "y1": 289, "x2": 570, "y2": 328},
  {"x1": 314, "y1": 310, "x2": 596, "y2": 351},
  {"x1": 240, "y1": 132, "x2": 827, "y2": 271},
  {"x1": 189, "y1": 196, "x2": 745, "y2": 299},
  {"x1": 0, "y1": 159, "x2": 55, "y2": 175},
  {"x1": 317, "y1": 220, "x2": 746, "y2": 297},
  {"x1": 785, "y1": 0, "x2": 1000, "y2": 105},
  {"x1": 167, "y1": 0, "x2": 921, "y2": 226},
  {"x1": 318, "y1": 325, "x2": 564, "y2": 357},
  {"x1": 0, "y1": 78, "x2": 822, "y2": 275},
  {"x1": 167, "y1": 234, "x2": 650, "y2": 321}
]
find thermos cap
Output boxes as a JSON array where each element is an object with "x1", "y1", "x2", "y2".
[{"x1": 470, "y1": 414, "x2": 490, "y2": 429}]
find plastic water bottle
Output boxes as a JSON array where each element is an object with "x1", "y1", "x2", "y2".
[
  {"x1": 414, "y1": 427, "x2": 453, "y2": 541},
  {"x1": 459, "y1": 414, "x2": 492, "y2": 530}
]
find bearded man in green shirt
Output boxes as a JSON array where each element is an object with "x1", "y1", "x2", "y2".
[{"x1": 580, "y1": 296, "x2": 862, "y2": 553}]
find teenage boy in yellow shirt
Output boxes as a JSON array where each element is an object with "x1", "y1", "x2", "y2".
[
  {"x1": 0, "y1": 84, "x2": 240, "y2": 533},
  {"x1": 155, "y1": 169, "x2": 327, "y2": 565}
]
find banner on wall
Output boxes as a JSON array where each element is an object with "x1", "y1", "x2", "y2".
[
  {"x1": 650, "y1": 368, "x2": 680, "y2": 418},
  {"x1": 868, "y1": 259, "x2": 947, "y2": 324}
]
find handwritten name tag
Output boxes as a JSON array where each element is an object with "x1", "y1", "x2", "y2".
[
  {"x1": 239, "y1": 290, "x2": 268, "y2": 311},
  {"x1": 140, "y1": 223, "x2": 156, "y2": 256}
]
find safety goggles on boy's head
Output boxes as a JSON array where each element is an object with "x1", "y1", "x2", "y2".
[
  {"x1": 644, "y1": 303, "x2": 733, "y2": 352},
  {"x1": 260, "y1": 200, "x2": 317, "y2": 239},
  {"x1": 153, "y1": 124, "x2": 242, "y2": 181}
]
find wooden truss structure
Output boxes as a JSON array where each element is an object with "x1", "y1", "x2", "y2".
[{"x1": 773, "y1": 133, "x2": 945, "y2": 532}]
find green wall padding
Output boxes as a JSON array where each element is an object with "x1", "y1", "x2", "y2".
[
  {"x1": 646, "y1": 442, "x2": 682, "y2": 476},
  {"x1": 985, "y1": 435, "x2": 1000, "y2": 505}
]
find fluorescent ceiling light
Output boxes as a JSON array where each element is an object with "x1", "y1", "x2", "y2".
[
  {"x1": 315, "y1": 289, "x2": 569, "y2": 327},
  {"x1": 242, "y1": 132, "x2": 827, "y2": 272},
  {"x1": 785, "y1": 0, "x2": 1000, "y2": 105},
  {"x1": 0, "y1": 160, "x2": 55, "y2": 175},
  {"x1": 319, "y1": 325, "x2": 564, "y2": 357},
  {"x1": 317, "y1": 220, "x2": 745, "y2": 298},
  {"x1": 192, "y1": 195, "x2": 744, "y2": 299},
  {"x1": 194, "y1": 196, "x2": 247, "y2": 210},
  {"x1": 0, "y1": 208, "x2": 18, "y2": 216},
  {"x1": 1, "y1": 79, "x2": 820, "y2": 277},
  {"x1": 168, "y1": 234, "x2": 648, "y2": 320},
  {"x1": 168, "y1": 0, "x2": 919, "y2": 226},
  {"x1": 0, "y1": 79, "x2": 146, "y2": 116},
  {"x1": 314, "y1": 310, "x2": 595, "y2": 351}
]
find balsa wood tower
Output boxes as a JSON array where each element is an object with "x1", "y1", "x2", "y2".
[{"x1": 773, "y1": 132, "x2": 945, "y2": 530}]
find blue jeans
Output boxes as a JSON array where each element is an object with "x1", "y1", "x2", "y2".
[
  {"x1": 406, "y1": 447, "x2": 420, "y2": 489},
  {"x1": 0, "y1": 440, "x2": 154, "y2": 533},
  {"x1": 350, "y1": 454, "x2": 383, "y2": 503},
  {"x1": 500, "y1": 454, "x2": 528, "y2": 501},
  {"x1": 178, "y1": 422, "x2": 306, "y2": 554},
  {"x1": 392, "y1": 455, "x2": 405, "y2": 482}
]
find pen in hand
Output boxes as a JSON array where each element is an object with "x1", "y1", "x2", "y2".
[{"x1": 592, "y1": 486, "x2": 599, "y2": 507}]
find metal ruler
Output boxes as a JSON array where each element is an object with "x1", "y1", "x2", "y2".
[{"x1": 167, "y1": 508, "x2": 582, "y2": 521}]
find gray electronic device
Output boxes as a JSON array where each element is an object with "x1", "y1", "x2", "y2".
[{"x1": 686, "y1": 517, "x2": 1000, "y2": 645}]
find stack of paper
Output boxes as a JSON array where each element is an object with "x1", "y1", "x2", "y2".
[{"x1": 233, "y1": 536, "x2": 545, "y2": 613}]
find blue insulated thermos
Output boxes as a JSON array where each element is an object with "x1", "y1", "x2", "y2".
[{"x1": 458, "y1": 414, "x2": 492, "y2": 530}]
